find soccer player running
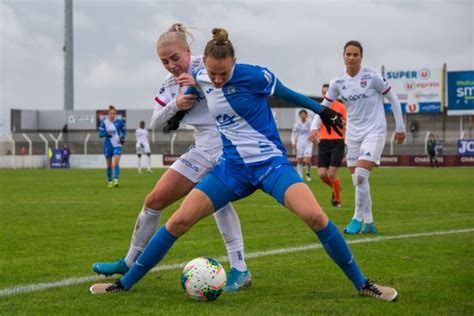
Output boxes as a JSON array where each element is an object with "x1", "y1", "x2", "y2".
[
  {"x1": 309, "y1": 84, "x2": 346, "y2": 207},
  {"x1": 291, "y1": 109, "x2": 313, "y2": 181},
  {"x1": 90, "y1": 28, "x2": 398, "y2": 302},
  {"x1": 135, "y1": 120, "x2": 152, "y2": 173},
  {"x1": 322, "y1": 41, "x2": 406, "y2": 234},
  {"x1": 92, "y1": 24, "x2": 251, "y2": 292},
  {"x1": 98, "y1": 105, "x2": 126, "y2": 188}
]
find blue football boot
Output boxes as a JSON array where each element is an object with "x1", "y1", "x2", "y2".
[
  {"x1": 92, "y1": 259, "x2": 129, "y2": 276},
  {"x1": 344, "y1": 218, "x2": 362, "y2": 234},
  {"x1": 361, "y1": 223, "x2": 378, "y2": 234},
  {"x1": 224, "y1": 268, "x2": 252, "y2": 292}
]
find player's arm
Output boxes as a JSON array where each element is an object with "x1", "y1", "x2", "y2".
[
  {"x1": 291, "y1": 124, "x2": 298, "y2": 147},
  {"x1": 309, "y1": 115, "x2": 321, "y2": 143},
  {"x1": 273, "y1": 80, "x2": 344, "y2": 136},
  {"x1": 98, "y1": 121, "x2": 108, "y2": 138},
  {"x1": 377, "y1": 74, "x2": 406, "y2": 144}
]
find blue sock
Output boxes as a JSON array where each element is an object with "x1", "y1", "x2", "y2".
[
  {"x1": 114, "y1": 165, "x2": 120, "y2": 179},
  {"x1": 315, "y1": 220, "x2": 367, "y2": 290},
  {"x1": 120, "y1": 226, "x2": 177, "y2": 290},
  {"x1": 106, "y1": 167, "x2": 112, "y2": 182}
]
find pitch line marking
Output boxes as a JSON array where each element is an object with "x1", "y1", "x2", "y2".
[{"x1": 1, "y1": 228, "x2": 473, "y2": 298}]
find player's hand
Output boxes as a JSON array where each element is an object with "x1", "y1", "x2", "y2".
[
  {"x1": 107, "y1": 132, "x2": 113, "y2": 138},
  {"x1": 176, "y1": 73, "x2": 197, "y2": 87},
  {"x1": 176, "y1": 94, "x2": 198, "y2": 110},
  {"x1": 319, "y1": 106, "x2": 343, "y2": 136},
  {"x1": 394, "y1": 132, "x2": 406, "y2": 144},
  {"x1": 120, "y1": 137, "x2": 125, "y2": 145}
]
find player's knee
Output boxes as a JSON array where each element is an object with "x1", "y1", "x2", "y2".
[
  {"x1": 144, "y1": 191, "x2": 167, "y2": 210},
  {"x1": 167, "y1": 215, "x2": 192, "y2": 236},
  {"x1": 353, "y1": 167, "x2": 370, "y2": 186},
  {"x1": 327, "y1": 170, "x2": 337, "y2": 180},
  {"x1": 318, "y1": 170, "x2": 327, "y2": 179},
  {"x1": 307, "y1": 211, "x2": 328, "y2": 231}
]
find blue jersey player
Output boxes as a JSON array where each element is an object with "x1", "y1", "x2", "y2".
[
  {"x1": 90, "y1": 28, "x2": 398, "y2": 302},
  {"x1": 98, "y1": 105, "x2": 126, "y2": 187}
]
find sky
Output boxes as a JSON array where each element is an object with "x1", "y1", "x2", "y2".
[{"x1": 0, "y1": 0, "x2": 473, "y2": 134}]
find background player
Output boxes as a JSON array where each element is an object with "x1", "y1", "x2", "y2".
[
  {"x1": 98, "y1": 105, "x2": 126, "y2": 188},
  {"x1": 309, "y1": 84, "x2": 346, "y2": 207},
  {"x1": 92, "y1": 24, "x2": 251, "y2": 292},
  {"x1": 135, "y1": 120, "x2": 152, "y2": 173},
  {"x1": 291, "y1": 109, "x2": 313, "y2": 181},
  {"x1": 427, "y1": 133, "x2": 439, "y2": 168},
  {"x1": 90, "y1": 28, "x2": 398, "y2": 302},
  {"x1": 322, "y1": 41, "x2": 406, "y2": 234}
]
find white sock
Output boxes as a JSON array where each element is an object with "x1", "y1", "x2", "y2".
[
  {"x1": 124, "y1": 206, "x2": 162, "y2": 267},
  {"x1": 297, "y1": 163, "x2": 303, "y2": 178},
  {"x1": 213, "y1": 203, "x2": 247, "y2": 271},
  {"x1": 353, "y1": 167, "x2": 373, "y2": 223},
  {"x1": 137, "y1": 156, "x2": 141, "y2": 172},
  {"x1": 147, "y1": 155, "x2": 152, "y2": 171}
]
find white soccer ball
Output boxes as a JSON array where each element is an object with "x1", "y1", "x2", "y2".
[{"x1": 181, "y1": 257, "x2": 227, "y2": 301}]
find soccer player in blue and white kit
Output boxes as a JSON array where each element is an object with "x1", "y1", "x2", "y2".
[
  {"x1": 90, "y1": 28, "x2": 398, "y2": 302},
  {"x1": 92, "y1": 24, "x2": 251, "y2": 292},
  {"x1": 98, "y1": 105, "x2": 126, "y2": 188},
  {"x1": 317, "y1": 41, "x2": 406, "y2": 234},
  {"x1": 291, "y1": 109, "x2": 313, "y2": 181}
]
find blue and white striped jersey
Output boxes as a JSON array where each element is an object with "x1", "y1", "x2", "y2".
[{"x1": 195, "y1": 63, "x2": 286, "y2": 165}]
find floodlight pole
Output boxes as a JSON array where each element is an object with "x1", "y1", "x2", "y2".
[{"x1": 64, "y1": 0, "x2": 74, "y2": 110}]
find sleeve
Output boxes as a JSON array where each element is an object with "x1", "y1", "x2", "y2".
[
  {"x1": 134, "y1": 129, "x2": 138, "y2": 141},
  {"x1": 120, "y1": 121, "x2": 127, "y2": 138},
  {"x1": 384, "y1": 89, "x2": 406, "y2": 133},
  {"x1": 291, "y1": 124, "x2": 298, "y2": 145},
  {"x1": 250, "y1": 66, "x2": 277, "y2": 96},
  {"x1": 310, "y1": 115, "x2": 321, "y2": 131},
  {"x1": 322, "y1": 80, "x2": 340, "y2": 107},
  {"x1": 150, "y1": 82, "x2": 180, "y2": 129},
  {"x1": 98, "y1": 120, "x2": 107, "y2": 138},
  {"x1": 273, "y1": 79, "x2": 323, "y2": 113},
  {"x1": 373, "y1": 72, "x2": 392, "y2": 95}
]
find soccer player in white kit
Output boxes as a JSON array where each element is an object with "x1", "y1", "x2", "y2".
[
  {"x1": 135, "y1": 121, "x2": 152, "y2": 173},
  {"x1": 291, "y1": 109, "x2": 313, "y2": 181},
  {"x1": 318, "y1": 41, "x2": 406, "y2": 234},
  {"x1": 92, "y1": 24, "x2": 251, "y2": 292}
]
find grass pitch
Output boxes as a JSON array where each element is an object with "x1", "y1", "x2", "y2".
[{"x1": 0, "y1": 167, "x2": 473, "y2": 315}]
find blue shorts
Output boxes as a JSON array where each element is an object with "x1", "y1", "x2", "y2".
[
  {"x1": 104, "y1": 144, "x2": 122, "y2": 159},
  {"x1": 195, "y1": 155, "x2": 303, "y2": 211}
]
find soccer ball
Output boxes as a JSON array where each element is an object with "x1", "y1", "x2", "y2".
[{"x1": 181, "y1": 257, "x2": 226, "y2": 301}]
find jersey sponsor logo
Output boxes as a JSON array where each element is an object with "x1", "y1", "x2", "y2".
[
  {"x1": 344, "y1": 93, "x2": 369, "y2": 101},
  {"x1": 216, "y1": 113, "x2": 237, "y2": 127}
]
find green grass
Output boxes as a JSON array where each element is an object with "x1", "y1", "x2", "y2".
[{"x1": 0, "y1": 167, "x2": 473, "y2": 315}]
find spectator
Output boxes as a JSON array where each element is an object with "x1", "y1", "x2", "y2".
[{"x1": 61, "y1": 145, "x2": 71, "y2": 168}]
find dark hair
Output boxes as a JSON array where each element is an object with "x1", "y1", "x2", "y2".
[
  {"x1": 204, "y1": 28, "x2": 235, "y2": 60},
  {"x1": 322, "y1": 83, "x2": 329, "y2": 89},
  {"x1": 108, "y1": 105, "x2": 116, "y2": 112},
  {"x1": 299, "y1": 109, "x2": 308, "y2": 116},
  {"x1": 343, "y1": 40, "x2": 363, "y2": 56}
]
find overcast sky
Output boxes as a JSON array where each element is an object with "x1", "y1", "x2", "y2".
[{"x1": 0, "y1": 0, "x2": 473, "y2": 134}]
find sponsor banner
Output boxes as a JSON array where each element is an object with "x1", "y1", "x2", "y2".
[
  {"x1": 457, "y1": 139, "x2": 474, "y2": 156},
  {"x1": 447, "y1": 70, "x2": 474, "y2": 115},
  {"x1": 163, "y1": 155, "x2": 180, "y2": 165},
  {"x1": 68, "y1": 115, "x2": 94, "y2": 124},
  {"x1": 384, "y1": 68, "x2": 442, "y2": 113},
  {"x1": 96, "y1": 110, "x2": 127, "y2": 129}
]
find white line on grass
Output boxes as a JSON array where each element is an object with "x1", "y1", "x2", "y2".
[{"x1": 1, "y1": 228, "x2": 473, "y2": 298}]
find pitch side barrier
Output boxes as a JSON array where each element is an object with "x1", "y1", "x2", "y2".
[{"x1": 162, "y1": 155, "x2": 474, "y2": 167}]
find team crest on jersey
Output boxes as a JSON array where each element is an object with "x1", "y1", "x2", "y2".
[{"x1": 360, "y1": 80, "x2": 367, "y2": 88}]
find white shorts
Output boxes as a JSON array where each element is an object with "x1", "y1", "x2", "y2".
[
  {"x1": 170, "y1": 146, "x2": 221, "y2": 183},
  {"x1": 296, "y1": 142, "x2": 313, "y2": 158},
  {"x1": 346, "y1": 134, "x2": 386, "y2": 167},
  {"x1": 136, "y1": 142, "x2": 151, "y2": 155}
]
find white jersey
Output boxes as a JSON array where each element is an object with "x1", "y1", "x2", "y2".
[
  {"x1": 135, "y1": 128, "x2": 150, "y2": 146},
  {"x1": 150, "y1": 55, "x2": 220, "y2": 151},
  {"x1": 103, "y1": 119, "x2": 121, "y2": 147},
  {"x1": 291, "y1": 121, "x2": 312, "y2": 146},
  {"x1": 323, "y1": 67, "x2": 392, "y2": 141}
]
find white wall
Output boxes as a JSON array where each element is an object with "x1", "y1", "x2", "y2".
[{"x1": 0, "y1": 154, "x2": 165, "y2": 169}]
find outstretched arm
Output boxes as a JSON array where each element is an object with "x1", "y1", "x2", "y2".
[{"x1": 273, "y1": 79, "x2": 344, "y2": 136}]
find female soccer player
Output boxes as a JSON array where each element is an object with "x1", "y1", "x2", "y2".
[
  {"x1": 98, "y1": 105, "x2": 126, "y2": 187},
  {"x1": 135, "y1": 120, "x2": 152, "y2": 173},
  {"x1": 92, "y1": 24, "x2": 251, "y2": 292},
  {"x1": 318, "y1": 41, "x2": 406, "y2": 234},
  {"x1": 90, "y1": 28, "x2": 398, "y2": 302},
  {"x1": 291, "y1": 109, "x2": 313, "y2": 181}
]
